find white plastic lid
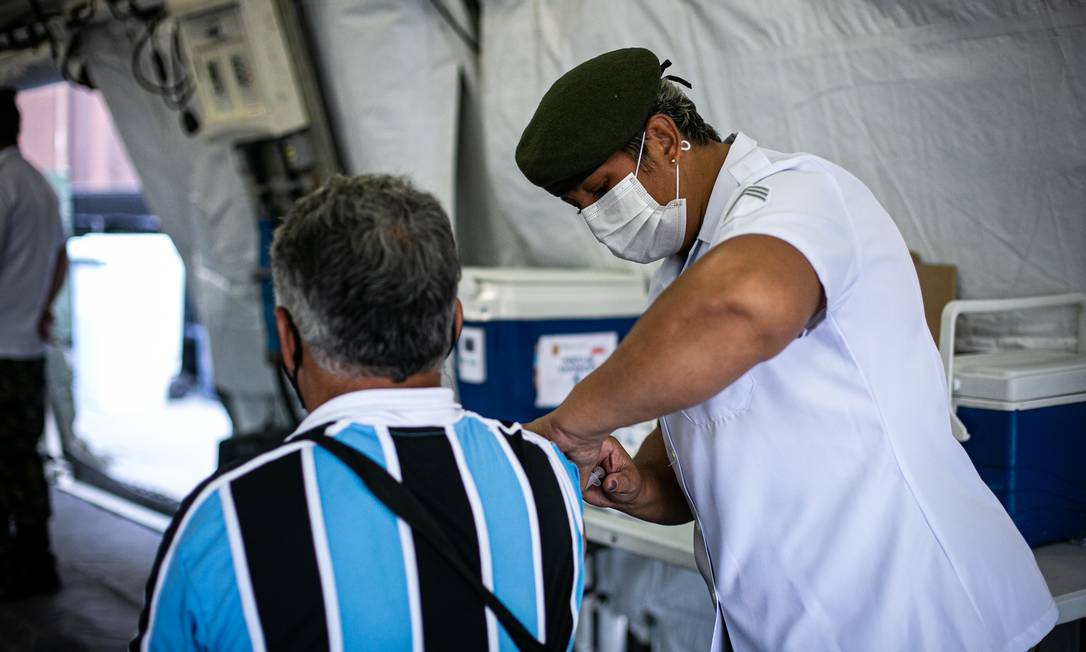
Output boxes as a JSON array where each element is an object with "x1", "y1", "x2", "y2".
[
  {"x1": 954, "y1": 350, "x2": 1086, "y2": 402},
  {"x1": 459, "y1": 267, "x2": 648, "y2": 321}
]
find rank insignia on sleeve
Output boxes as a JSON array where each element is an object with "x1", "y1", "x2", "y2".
[
  {"x1": 738, "y1": 184, "x2": 770, "y2": 202},
  {"x1": 728, "y1": 184, "x2": 771, "y2": 220}
]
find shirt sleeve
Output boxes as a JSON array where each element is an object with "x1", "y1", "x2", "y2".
[
  {"x1": 714, "y1": 163, "x2": 860, "y2": 309},
  {"x1": 551, "y1": 442, "x2": 584, "y2": 514}
]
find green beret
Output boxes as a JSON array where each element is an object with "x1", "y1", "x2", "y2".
[{"x1": 516, "y1": 48, "x2": 662, "y2": 196}]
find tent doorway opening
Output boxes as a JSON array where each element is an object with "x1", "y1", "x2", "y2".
[{"x1": 19, "y1": 81, "x2": 230, "y2": 514}]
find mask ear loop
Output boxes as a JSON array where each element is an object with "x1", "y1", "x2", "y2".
[
  {"x1": 278, "y1": 309, "x2": 307, "y2": 415},
  {"x1": 287, "y1": 315, "x2": 304, "y2": 383},
  {"x1": 675, "y1": 157, "x2": 680, "y2": 201},
  {"x1": 676, "y1": 140, "x2": 691, "y2": 201},
  {"x1": 635, "y1": 131, "x2": 647, "y2": 177}
]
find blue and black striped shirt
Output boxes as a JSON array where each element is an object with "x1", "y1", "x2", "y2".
[{"x1": 132, "y1": 388, "x2": 584, "y2": 651}]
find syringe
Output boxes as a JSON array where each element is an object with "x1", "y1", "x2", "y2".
[{"x1": 585, "y1": 466, "x2": 606, "y2": 490}]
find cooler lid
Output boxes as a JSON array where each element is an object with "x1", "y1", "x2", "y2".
[
  {"x1": 459, "y1": 267, "x2": 648, "y2": 321},
  {"x1": 953, "y1": 350, "x2": 1086, "y2": 402},
  {"x1": 461, "y1": 267, "x2": 647, "y2": 286}
]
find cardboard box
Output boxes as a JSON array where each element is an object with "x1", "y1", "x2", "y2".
[{"x1": 911, "y1": 251, "x2": 957, "y2": 345}]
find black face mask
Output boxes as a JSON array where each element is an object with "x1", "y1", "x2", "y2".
[
  {"x1": 448, "y1": 314, "x2": 459, "y2": 358},
  {"x1": 281, "y1": 311, "x2": 305, "y2": 409}
]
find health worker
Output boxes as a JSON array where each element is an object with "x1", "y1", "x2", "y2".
[{"x1": 515, "y1": 47, "x2": 1056, "y2": 652}]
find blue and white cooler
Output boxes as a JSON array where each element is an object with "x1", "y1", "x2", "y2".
[
  {"x1": 941, "y1": 293, "x2": 1086, "y2": 547},
  {"x1": 455, "y1": 267, "x2": 648, "y2": 424}
]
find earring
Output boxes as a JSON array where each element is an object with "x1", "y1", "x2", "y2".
[{"x1": 670, "y1": 158, "x2": 676, "y2": 164}]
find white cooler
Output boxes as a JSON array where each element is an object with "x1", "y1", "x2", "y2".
[
  {"x1": 940, "y1": 293, "x2": 1086, "y2": 546},
  {"x1": 456, "y1": 267, "x2": 647, "y2": 424}
]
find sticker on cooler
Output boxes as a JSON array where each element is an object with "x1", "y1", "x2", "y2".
[
  {"x1": 458, "y1": 326, "x2": 486, "y2": 384},
  {"x1": 534, "y1": 332, "x2": 619, "y2": 408}
]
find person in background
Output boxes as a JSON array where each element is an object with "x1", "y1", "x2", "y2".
[
  {"x1": 133, "y1": 174, "x2": 584, "y2": 651},
  {"x1": 0, "y1": 87, "x2": 67, "y2": 600}
]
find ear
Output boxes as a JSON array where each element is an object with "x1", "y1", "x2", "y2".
[
  {"x1": 274, "y1": 306, "x2": 296, "y2": 372},
  {"x1": 644, "y1": 114, "x2": 682, "y2": 165},
  {"x1": 453, "y1": 298, "x2": 464, "y2": 342}
]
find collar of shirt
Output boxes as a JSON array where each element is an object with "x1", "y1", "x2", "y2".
[
  {"x1": 691, "y1": 131, "x2": 762, "y2": 250},
  {"x1": 288, "y1": 386, "x2": 463, "y2": 439},
  {"x1": 649, "y1": 132, "x2": 766, "y2": 299}
]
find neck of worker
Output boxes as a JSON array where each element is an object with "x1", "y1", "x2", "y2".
[
  {"x1": 297, "y1": 349, "x2": 443, "y2": 412},
  {"x1": 679, "y1": 139, "x2": 731, "y2": 257}
]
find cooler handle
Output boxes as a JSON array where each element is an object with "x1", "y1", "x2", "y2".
[{"x1": 939, "y1": 293, "x2": 1086, "y2": 442}]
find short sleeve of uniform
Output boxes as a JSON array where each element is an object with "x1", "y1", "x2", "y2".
[{"x1": 714, "y1": 162, "x2": 859, "y2": 308}]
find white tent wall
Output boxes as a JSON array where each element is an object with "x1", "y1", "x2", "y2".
[
  {"x1": 300, "y1": 0, "x2": 618, "y2": 267},
  {"x1": 302, "y1": 0, "x2": 472, "y2": 222},
  {"x1": 477, "y1": 1, "x2": 653, "y2": 273},
  {"x1": 454, "y1": 34, "x2": 528, "y2": 267},
  {"x1": 479, "y1": 0, "x2": 1086, "y2": 351},
  {"x1": 72, "y1": 22, "x2": 199, "y2": 279},
  {"x1": 80, "y1": 20, "x2": 282, "y2": 432}
]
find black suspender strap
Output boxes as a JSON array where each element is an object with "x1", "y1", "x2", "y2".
[{"x1": 295, "y1": 430, "x2": 550, "y2": 652}]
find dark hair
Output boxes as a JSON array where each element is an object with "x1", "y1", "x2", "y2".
[
  {"x1": 0, "y1": 87, "x2": 19, "y2": 145},
  {"x1": 622, "y1": 79, "x2": 721, "y2": 164},
  {"x1": 271, "y1": 174, "x2": 460, "y2": 383}
]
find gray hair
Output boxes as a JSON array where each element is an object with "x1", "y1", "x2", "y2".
[
  {"x1": 622, "y1": 79, "x2": 722, "y2": 165},
  {"x1": 271, "y1": 174, "x2": 460, "y2": 383}
]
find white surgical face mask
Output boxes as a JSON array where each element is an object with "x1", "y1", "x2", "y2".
[{"x1": 581, "y1": 133, "x2": 689, "y2": 264}]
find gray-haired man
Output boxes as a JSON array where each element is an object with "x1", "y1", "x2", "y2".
[{"x1": 134, "y1": 174, "x2": 584, "y2": 651}]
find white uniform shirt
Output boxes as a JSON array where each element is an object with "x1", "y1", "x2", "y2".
[
  {"x1": 650, "y1": 133, "x2": 1057, "y2": 652},
  {"x1": 0, "y1": 146, "x2": 64, "y2": 358}
]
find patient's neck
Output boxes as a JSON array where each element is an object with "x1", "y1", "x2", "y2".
[{"x1": 305, "y1": 366, "x2": 443, "y2": 412}]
